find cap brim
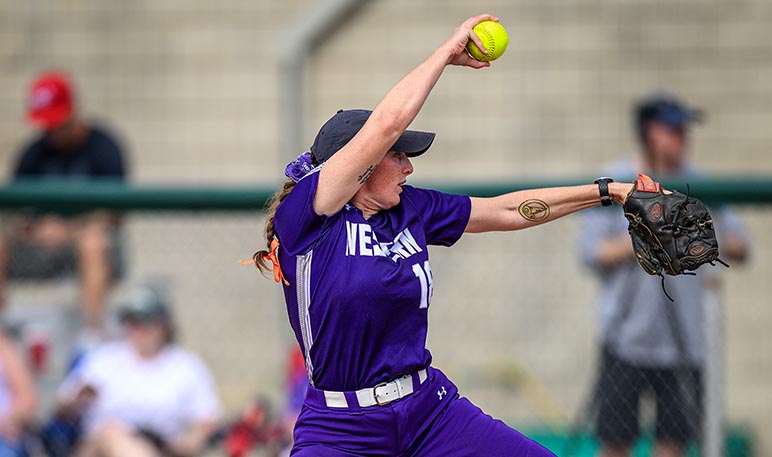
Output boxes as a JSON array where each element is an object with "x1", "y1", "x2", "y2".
[
  {"x1": 391, "y1": 130, "x2": 435, "y2": 157},
  {"x1": 688, "y1": 108, "x2": 705, "y2": 124},
  {"x1": 657, "y1": 108, "x2": 704, "y2": 128},
  {"x1": 119, "y1": 310, "x2": 164, "y2": 322}
]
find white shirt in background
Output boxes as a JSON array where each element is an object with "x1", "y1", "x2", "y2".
[{"x1": 59, "y1": 341, "x2": 221, "y2": 442}]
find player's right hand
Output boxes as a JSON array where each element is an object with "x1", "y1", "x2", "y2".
[{"x1": 443, "y1": 14, "x2": 499, "y2": 69}]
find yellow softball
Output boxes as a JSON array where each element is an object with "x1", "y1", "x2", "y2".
[{"x1": 466, "y1": 20, "x2": 509, "y2": 62}]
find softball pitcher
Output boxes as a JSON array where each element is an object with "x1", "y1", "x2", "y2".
[{"x1": 252, "y1": 15, "x2": 634, "y2": 456}]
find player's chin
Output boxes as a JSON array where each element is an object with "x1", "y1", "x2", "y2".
[
  {"x1": 384, "y1": 191, "x2": 402, "y2": 209},
  {"x1": 395, "y1": 185, "x2": 405, "y2": 200}
]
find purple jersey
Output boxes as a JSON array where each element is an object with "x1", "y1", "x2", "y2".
[{"x1": 274, "y1": 170, "x2": 471, "y2": 391}]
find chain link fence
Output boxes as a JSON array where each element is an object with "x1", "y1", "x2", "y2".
[{"x1": 1, "y1": 201, "x2": 768, "y2": 456}]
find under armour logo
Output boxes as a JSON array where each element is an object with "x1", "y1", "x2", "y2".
[{"x1": 437, "y1": 386, "x2": 447, "y2": 400}]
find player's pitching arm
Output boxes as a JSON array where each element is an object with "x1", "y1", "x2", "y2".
[
  {"x1": 313, "y1": 14, "x2": 496, "y2": 217},
  {"x1": 465, "y1": 183, "x2": 634, "y2": 233}
]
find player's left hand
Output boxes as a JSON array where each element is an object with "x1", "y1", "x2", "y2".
[
  {"x1": 443, "y1": 14, "x2": 498, "y2": 69},
  {"x1": 623, "y1": 173, "x2": 722, "y2": 278}
]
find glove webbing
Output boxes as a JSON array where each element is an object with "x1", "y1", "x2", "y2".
[{"x1": 659, "y1": 184, "x2": 729, "y2": 302}]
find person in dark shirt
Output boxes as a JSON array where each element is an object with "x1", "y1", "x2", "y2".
[{"x1": 0, "y1": 72, "x2": 128, "y2": 343}]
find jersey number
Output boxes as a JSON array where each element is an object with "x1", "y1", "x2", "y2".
[{"x1": 412, "y1": 261, "x2": 433, "y2": 309}]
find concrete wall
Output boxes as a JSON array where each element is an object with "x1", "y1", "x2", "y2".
[{"x1": 1, "y1": 0, "x2": 771, "y2": 453}]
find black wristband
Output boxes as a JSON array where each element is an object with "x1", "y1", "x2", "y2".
[{"x1": 594, "y1": 177, "x2": 614, "y2": 207}]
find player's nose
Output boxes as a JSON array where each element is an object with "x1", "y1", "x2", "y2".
[{"x1": 403, "y1": 156, "x2": 414, "y2": 175}]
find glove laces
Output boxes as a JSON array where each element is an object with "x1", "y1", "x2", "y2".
[{"x1": 659, "y1": 184, "x2": 728, "y2": 302}]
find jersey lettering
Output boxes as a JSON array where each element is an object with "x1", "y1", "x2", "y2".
[
  {"x1": 358, "y1": 223, "x2": 373, "y2": 256},
  {"x1": 345, "y1": 222, "x2": 423, "y2": 261}
]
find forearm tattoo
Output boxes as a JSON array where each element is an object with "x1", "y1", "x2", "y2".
[
  {"x1": 357, "y1": 165, "x2": 377, "y2": 184},
  {"x1": 518, "y1": 199, "x2": 550, "y2": 222}
]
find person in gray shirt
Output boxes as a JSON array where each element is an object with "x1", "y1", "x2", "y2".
[{"x1": 578, "y1": 92, "x2": 749, "y2": 457}]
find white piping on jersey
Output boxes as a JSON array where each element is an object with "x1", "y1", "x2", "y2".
[
  {"x1": 292, "y1": 162, "x2": 322, "y2": 385},
  {"x1": 296, "y1": 250, "x2": 315, "y2": 386}
]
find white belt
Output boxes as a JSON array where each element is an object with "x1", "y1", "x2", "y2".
[{"x1": 323, "y1": 369, "x2": 428, "y2": 408}]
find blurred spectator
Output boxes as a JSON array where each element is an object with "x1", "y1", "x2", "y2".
[
  {"x1": 578, "y1": 92, "x2": 750, "y2": 457},
  {"x1": 0, "y1": 71, "x2": 128, "y2": 341},
  {"x1": 223, "y1": 347, "x2": 306, "y2": 457},
  {"x1": 224, "y1": 398, "x2": 286, "y2": 457},
  {"x1": 54, "y1": 286, "x2": 220, "y2": 457},
  {"x1": 0, "y1": 329, "x2": 37, "y2": 457}
]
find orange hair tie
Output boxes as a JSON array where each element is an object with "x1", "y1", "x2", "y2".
[{"x1": 240, "y1": 239, "x2": 289, "y2": 285}]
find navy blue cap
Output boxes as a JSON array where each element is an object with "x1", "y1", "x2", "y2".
[
  {"x1": 635, "y1": 92, "x2": 704, "y2": 129},
  {"x1": 310, "y1": 109, "x2": 436, "y2": 163}
]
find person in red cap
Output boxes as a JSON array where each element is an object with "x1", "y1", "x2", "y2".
[{"x1": 0, "y1": 71, "x2": 128, "y2": 345}]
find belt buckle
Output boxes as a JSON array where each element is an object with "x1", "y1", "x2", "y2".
[{"x1": 373, "y1": 381, "x2": 394, "y2": 406}]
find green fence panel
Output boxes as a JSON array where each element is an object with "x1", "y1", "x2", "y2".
[
  {"x1": 520, "y1": 425, "x2": 754, "y2": 457},
  {"x1": 0, "y1": 176, "x2": 770, "y2": 212}
]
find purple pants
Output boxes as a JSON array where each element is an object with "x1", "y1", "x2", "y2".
[{"x1": 291, "y1": 367, "x2": 556, "y2": 456}]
